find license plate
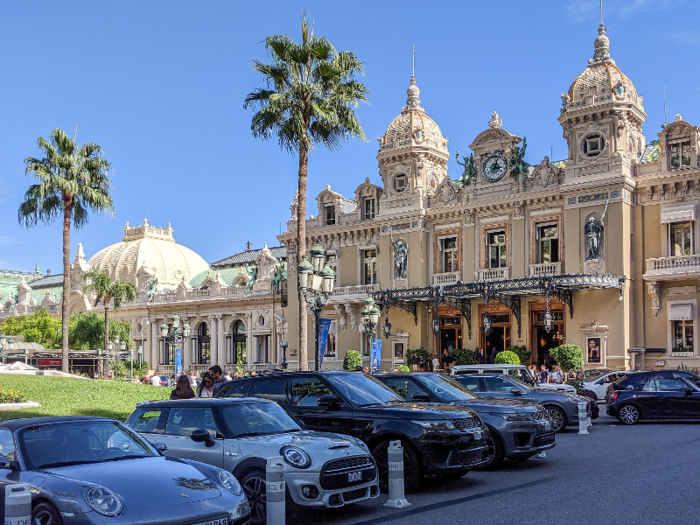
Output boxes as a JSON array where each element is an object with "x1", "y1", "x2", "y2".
[
  {"x1": 473, "y1": 431, "x2": 483, "y2": 440},
  {"x1": 192, "y1": 518, "x2": 227, "y2": 525},
  {"x1": 347, "y1": 471, "x2": 362, "y2": 482}
]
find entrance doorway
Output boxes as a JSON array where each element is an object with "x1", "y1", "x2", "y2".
[
  {"x1": 436, "y1": 306, "x2": 463, "y2": 365},
  {"x1": 479, "y1": 303, "x2": 511, "y2": 359},
  {"x1": 530, "y1": 301, "x2": 565, "y2": 367}
]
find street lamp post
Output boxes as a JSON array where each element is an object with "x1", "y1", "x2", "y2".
[
  {"x1": 137, "y1": 345, "x2": 143, "y2": 375},
  {"x1": 361, "y1": 297, "x2": 380, "y2": 373},
  {"x1": 160, "y1": 314, "x2": 191, "y2": 376},
  {"x1": 0, "y1": 334, "x2": 15, "y2": 364},
  {"x1": 280, "y1": 341, "x2": 288, "y2": 370},
  {"x1": 297, "y1": 241, "x2": 336, "y2": 372},
  {"x1": 139, "y1": 318, "x2": 149, "y2": 374}
]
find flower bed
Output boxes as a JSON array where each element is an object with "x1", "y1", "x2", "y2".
[{"x1": 0, "y1": 388, "x2": 27, "y2": 403}]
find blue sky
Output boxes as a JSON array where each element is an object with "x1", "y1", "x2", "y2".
[{"x1": 1, "y1": 0, "x2": 698, "y2": 273}]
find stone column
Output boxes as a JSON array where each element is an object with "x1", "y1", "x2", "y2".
[
  {"x1": 150, "y1": 318, "x2": 159, "y2": 372},
  {"x1": 209, "y1": 316, "x2": 218, "y2": 367},
  {"x1": 218, "y1": 316, "x2": 226, "y2": 367}
]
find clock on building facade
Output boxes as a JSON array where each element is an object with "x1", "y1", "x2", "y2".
[{"x1": 481, "y1": 151, "x2": 508, "y2": 182}]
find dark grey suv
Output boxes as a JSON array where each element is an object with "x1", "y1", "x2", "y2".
[{"x1": 453, "y1": 374, "x2": 597, "y2": 432}]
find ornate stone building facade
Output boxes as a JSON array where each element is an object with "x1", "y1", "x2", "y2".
[{"x1": 279, "y1": 20, "x2": 700, "y2": 372}]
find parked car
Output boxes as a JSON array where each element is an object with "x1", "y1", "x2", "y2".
[
  {"x1": 607, "y1": 376, "x2": 700, "y2": 424},
  {"x1": 583, "y1": 367, "x2": 610, "y2": 380},
  {"x1": 375, "y1": 373, "x2": 555, "y2": 469},
  {"x1": 583, "y1": 371, "x2": 631, "y2": 400},
  {"x1": 453, "y1": 374, "x2": 597, "y2": 432},
  {"x1": 450, "y1": 364, "x2": 577, "y2": 393},
  {"x1": 611, "y1": 369, "x2": 700, "y2": 391},
  {"x1": 215, "y1": 371, "x2": 490, "y2": 492},
  {"x1": 0, "y1": 416, "x2": 250, "y2": 525},
  {"x1": 126, "y1": 398, "x2": 378, "y2": 524}
]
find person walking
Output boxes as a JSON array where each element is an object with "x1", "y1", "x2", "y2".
[
  {"x1": 488, "y1": 347, "x2": 498, "y2": 364},
  {"x1": 150, "y1": 374, "x2": 161, "y2": 387},
  {"x1": 539, "y1": 364, "x2": 550, "y2": 383},
  {"x1": 171, "y1": 375, "x2": 195, "y2": 400},
  {"x1": 550, "y1": 365, "x2": 564, "y2": 384},
  {"x1": 576, "y1": 368, "x2": 585, "y2": 380},
  {"x1": 441, "y1": 349, "x2": 451, "y2": 371},
  {"x1": 478, "y1": 349, "x2": 488, "y2": 364},
  {"x1": 196, "y1": 373, "x2": 216, "y2": 398},
  {"x1": 567, "y1": 369, "x2": 576, "y2": 382},
  {"x1": 412, "y1": 352, "x2": 419, "y2": 372},
  {"x1": 188, "y1": 370, "x2": 197, "y2": 389}
]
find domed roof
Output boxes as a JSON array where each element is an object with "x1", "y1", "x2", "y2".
[
  {"x1": 383, "y1": 76, "x2": 447, "y2": 150},
  {"x1": 565, "y1": 24, "x2": 641, "y2": 108},
  {"x1": 87, "y1": 219, "x2": 210, "y2": 289}
]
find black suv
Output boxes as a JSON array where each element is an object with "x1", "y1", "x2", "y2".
[
  {"x1": 612, "y1": 370, "x2": 700, "y2": 391},
  {"x1": 216, "y1": 371, "x2": 489, "y2": 492}
]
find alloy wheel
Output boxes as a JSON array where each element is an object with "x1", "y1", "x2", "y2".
[
  {"x1": 619, "y1": 405, "x2": 640, "y2": 425},
  {"x1": 33, "y1": 510, "x2": 57, "y2": 525},
  {"x1": 546, "y1": 407, "x2": 565, "y2": 432},
  {"x1": 242, "y1": 473, "x2": 267, "y2": 525},
  {"x1": 484, "y1": 436, "x2": 497, "y2": 465}
]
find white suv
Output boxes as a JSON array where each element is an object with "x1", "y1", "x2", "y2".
[{"x1": 450, "y1": 364, "x2": 576, "y2": 393}]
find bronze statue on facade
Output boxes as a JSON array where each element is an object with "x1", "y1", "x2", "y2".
[
  {"x1": 390, "y1": 228, "x2": 408, "y2": 279},
  {"x1": 584, "y1": 199, "x2": 609, "y2": 260},
  {"x1": 509, "y1": 136, "x2": 531, "y2": 181},
  {"x1": 455, "y1": 150, "x2": 477, "y2": 187}
]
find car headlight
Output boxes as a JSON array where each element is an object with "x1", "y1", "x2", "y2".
[
  {"x1": 567, "y1": 395, "x2": 584, "y2": 403},
  {"x1": 490, "y1": 412, "x2": 532, "y2": 422},
  {"x1": 84, "y1": 486, "x2": 123, "y2": 517},
  {"x1": 217, "y1": 469, "x2": 242, "y2": 495},
  {"x1": 412, "y1": 420, "x2": 455, "y2": 430},
  {"x1": 280, "y1": 446, "x2": 311, "y2": 469}
]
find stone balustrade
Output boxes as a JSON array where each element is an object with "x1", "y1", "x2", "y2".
[
  {"x1": 433, "y1": 272, "x2": 461, "y2": 285},
  {"x1": 645, "y1": 254, "x2": 700, "y2": 279},
  {"x1": 478, "y1": 267, "x2": 510, "y2": 281},
  {"x1": 332, "y1": 284, "x2": 380, "y2": 297},
  {"x1": 529, "y1": 262, "x2": 562, "y2": 277}
]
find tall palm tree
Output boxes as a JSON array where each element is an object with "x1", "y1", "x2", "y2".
[
  {"x1": 82, "y1": 268, "x2": 137, "y2": 376},
  {"x1": 18, "y1": 128, "x2": 114, "y2": 372},
  {"x1": 244, "y1": 14, "x2": 369, "y2": 370}
]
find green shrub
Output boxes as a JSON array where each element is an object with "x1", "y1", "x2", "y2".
[
  {"x1": 397, "y1": 365, "x2": 410, "y2": 373},
  {"x1": 343, "y1": 349, "x2": 363, "y2": 370},
  {"x1": 406, "y1": 348, "x2": 431, "y2": 366},
  {"x1": 453, "y1": 348, "x2": 479, "y2": 365},
  {"x1": 0, "y1": 388, "x2": 26, "y2": 403},
  {"x1": 495, "y1": 350, "x2": 520, "y2": 365},
  {"x1": 507, "y1": 345, "x2": 531, "y2": 365},
  {"x1": 550, "y1": 344, "x2": 584, "y2": 371},
  {"x1": 566, "y1": 379, "x2": 583, "y2": 393}
]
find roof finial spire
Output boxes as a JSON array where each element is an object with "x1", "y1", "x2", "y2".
[
  {"x1": 592, "y1": 0, "x2": 611, "y2": 63},
  {"x1": 406, "y1": 46, "x2": 421, "y2": 109},
  {"x1": 600, "y1": 0, "x2": 604, "y2": 25},
  {"x1": 412, "y1": 45, "x2": 415, "y2": 78}
]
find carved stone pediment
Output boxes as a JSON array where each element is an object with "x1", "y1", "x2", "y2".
[
  {"x1": 435, "y1": 177, "x2": 458, "y2": 205},
  {"x1": 529, "y1": 156, "x2": 564, "y2": 187}
]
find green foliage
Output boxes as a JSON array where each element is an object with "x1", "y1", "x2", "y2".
[
  {"x1": 343, "y1": 349, "x2": 363, "y2": 370},
  {"x1": 82, "y1": 269, "x2": 138, "y2": 310},
  {"x1": 495, "y1": 350, "x2": 521, "y2": 365},
  {"x1": 0, "y1": 307, "x2": 61, "y2": 349},
  {"x1": 406, "y1": 347, "x2": 431, "y2": 365},
  {"x1": 397, "y1": 365, "x2": 410, "y2": 373},
  {"x1": 549, "y1": 344, "x2": 585, "y2": 372},
  {"x1": 0, "y1": 387, "x2": 26, "y2": 403},
  {"x1": 507, "y1": 345, "x2": 531, "y2": 365},
  {"x1": 0, "y1": 374, "x2": 171, "y2": 421},
  {"x1": 69, "y1": 312, "x2": 133, "y2": 350},
  {"x1": 453, "y1": 348, "x2": 479, "y2": 365},
  {"x1": 566, "y1": 380, "x2": 584, "y2": 393}
]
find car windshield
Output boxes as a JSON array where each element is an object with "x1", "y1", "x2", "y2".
[
  {"x1": 420, "y1": 374, "x2": 478, "y2": 401},
  {"x1": 325, "y1": 373, "x2": 403, "y2": 406},
  {"x1": 507, "y1": 369, "x2": 537, "y2": 387},
  {"x1": 220, "y1": 403, "x2": 301, "y2": 437},
  {"x1": 19, "y1": 421, "x2": 154, "y2": 470}
]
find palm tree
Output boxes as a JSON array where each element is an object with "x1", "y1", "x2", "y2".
[
  {"x1": 18, "y1": 128, "x2": 114, "y2": 372},
  {"x1": 82, "y1": 268, "x2": 137, "y2": 376},
  {"x1": 244, "y1": 14, "x2": 369, "y2": 370}
]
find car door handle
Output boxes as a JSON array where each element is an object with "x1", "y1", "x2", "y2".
[{"x1": 225, "y1": 451, "x2": 237, "y2": 456}]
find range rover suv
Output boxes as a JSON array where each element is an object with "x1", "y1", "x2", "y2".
[{"x1": 216, "y1": 371, "x2": 489, "y2": 492}]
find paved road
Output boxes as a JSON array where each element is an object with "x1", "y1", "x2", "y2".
[{"x1": 291, "y1": 413, "x2": 700, "y2": 525}]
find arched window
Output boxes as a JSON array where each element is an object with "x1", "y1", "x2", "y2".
[
  {"x1": 193, "y1": 323, "x2": 211, "y2": 365},
  {"x1": 226, "y1": 321, "x2": 247, "y2": 365}
]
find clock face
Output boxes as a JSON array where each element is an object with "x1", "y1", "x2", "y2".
[{"x1": 481, "y1": 152, "x2": 507, "y2": 183}]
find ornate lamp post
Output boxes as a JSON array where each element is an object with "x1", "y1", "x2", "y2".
[
  {"x1": 0, "y1": 334, "x2": 15, "y2": 364},
  {"x1": 361, "y1": 297, "x2": 381, "y2": 371},
  {"x1": 139, "y1": 317, "x2": 150, "y2": 373},
  {"x1": 541, "y1": 278, "x2": 555, "y2": 334},
  {"x1": 297, "y1": 241, "x2": 336, "y2": 371},
  {"x1": 106, "y1": 336, "x2": 126, "y2": 378},
  {"x1": 160, "y1": 314, "x2": 191, "y2": 363},
  {"x1": 280, "y1": 341, "x2": 288, "y2": 370},
  {"x1": 137, "y1": 345, "x2": 143, "y2": 375}
]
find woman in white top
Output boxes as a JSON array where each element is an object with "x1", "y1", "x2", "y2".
[{"x1": 196, "y1": 374, "x2": 216, "y2": 398}]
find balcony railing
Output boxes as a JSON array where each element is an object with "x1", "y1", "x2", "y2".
[
  {"x1": 529, "y1": 262, "x2": 562, "y2": 277},
  {"x1": 478, "y1": 267, "x2": 510, "y2": 281},
  {"x1": 433, "y1": 272, "x2": 461, "y2": 285},
  {"x1": 645, "y1": 254, "x2": 700, "y2": 279},
  {"x1": 188, "y1": 289, "x2": 210, "y2": 299},
  {"x1": 332, "y1": 284, "x2": 380, "y2": 297}
]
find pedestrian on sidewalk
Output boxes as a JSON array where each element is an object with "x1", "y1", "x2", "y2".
[
  {"x1": 171, "y1": 375, "x2": 195, "y2": 399},
  {"x1": 196, "y1": 373, "x2": 216, "y2": 398},
  {"x1": 539, "y1": 364, "x2": 550, "y2": 383}
]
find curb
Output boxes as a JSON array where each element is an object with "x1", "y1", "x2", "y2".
[{"x1": 0, "y1": 401, "x2": 41, "y2": 411}]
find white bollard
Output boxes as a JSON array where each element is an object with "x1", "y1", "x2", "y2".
[
  {"x1": 5, "y1": 484, "x2": 31, "y2": 525},
  {"x1": 383, "y1": 440, "x2": 410, "y2": 509},
  {"x1": 266, "y1": 456, "x2": 285, "y2": 525},
  {"x1": 577, "y1": 402, "x2": 589, "y2": 435}
]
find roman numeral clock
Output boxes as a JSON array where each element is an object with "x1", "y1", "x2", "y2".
[{"x1": 481, "y1": 151, "x2": 508, "y2": 183}]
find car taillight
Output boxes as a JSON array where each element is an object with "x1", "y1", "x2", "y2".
[{"x1": 611, "y1": 392, "x2": 618, "y2": 403}]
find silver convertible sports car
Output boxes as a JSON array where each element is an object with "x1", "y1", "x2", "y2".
[{"x1": 0, "y1": 416, "x2": 251, "y2": 525}]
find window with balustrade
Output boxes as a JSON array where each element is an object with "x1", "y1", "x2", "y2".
[
  {"x1": 487, "y1": 230, "x2": 507, "y2": 269},
  {"x1": 670, "y1": 222, "x2": 693, "y2": 256},
  {"x1": 537, "y1": 223, "x2": 559, "y2": 264},
  {"x1": 363, "y1": 249, "x2": 377, "y2": 285},
  {"x1": 440, "y1": 236, "x2": 459, "y2": 273}
]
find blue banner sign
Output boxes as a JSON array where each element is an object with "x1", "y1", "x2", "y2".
[
  {"x1": 371, "y1": 339, "x2": 382, "y2": 375},
  {"x1": 318, "y1": 318, "x2": 333, "y2": 369},
  {"x1": 175, "y1": 348, "x2": 183, "y2": 377}
]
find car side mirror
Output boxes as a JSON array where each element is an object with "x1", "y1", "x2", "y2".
[
  {"x1": 152, "y1": 442, "x2": 168, "y2": 454},
  {"x1": 411, "y1": 393, "x2": 432, "y2": 402},
  {"x1": 0, "y1": 454, "x2": 18, "y2": 470},
  {"x1": 318, "y1": 394, "x2": 341, "y2": 408},
  {"x1": 191, "y1": 429, "x2": 216, "y2": 447},
  {"x1": 511, "y1": 390, "x2": 524, "y2": 396}
]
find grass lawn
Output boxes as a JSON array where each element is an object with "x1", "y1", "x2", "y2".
[{"x1": 0, "y1": 374, "x2": 171, "y2": 421}]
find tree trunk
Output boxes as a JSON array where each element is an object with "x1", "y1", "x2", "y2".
[
  {"x1": 297, "y1": 144, "x2": 308, "y2": 371},
  {"x1": 61, "y1": 196, "x2": 73, "y2": 373},
  {"x1": 103, "y1": 304, "x2": 110, "y2": 378}
]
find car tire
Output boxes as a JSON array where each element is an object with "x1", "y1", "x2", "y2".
[
  {"x1": 478, "y1": 432, "x2": 504, "y2": 470},
  {"x1": 32, "y1": 502, "x2": 62, "y2": 525},
  {"x1": 241, "y1": 469, "x2": 267, "y2": 525},
  {"x1": 618, "y1": 404, "x2": 640, "y2": 425},
  {"x1": 546, "y1": 406, "x2": 567, "y2": 432},
  {"x1": 372, "y1": 439, "x2": 421, "y2": 494}
]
